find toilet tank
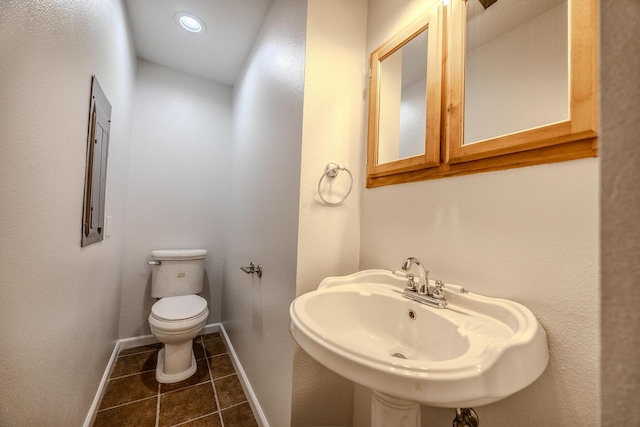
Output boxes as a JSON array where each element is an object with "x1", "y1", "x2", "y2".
[{"x1": 150, "y1": 249, "x2": 207, "y2": 298}]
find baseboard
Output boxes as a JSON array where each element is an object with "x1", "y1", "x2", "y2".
[
  {"x1": 82, "y1": 341, "x2": 120, "y2": 427},
  {"x1": 83, "y1": 323, "x2": 268, "y2": 427},
  {"x1": 219, "y1": 324, "x2": 270, "y2": 427},
  {"x1": 117, "y1": 333, "x2": 157, "y2": 350},
  {"x1": 202, "y1": 323, "x2": 221, "y2": 336}
]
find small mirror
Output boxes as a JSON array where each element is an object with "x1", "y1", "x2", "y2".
[
  {"x1": 367, "y1": 4, "x2": 443, "y2": 180},
  {"x1": 446, "y1": 0, "x2": 595, "y2": 165},
  {"x1": 377, "y1": 29, "x2": 428, "y2": 164},
  {"x1": 464, "y1": 0, "x2": 569, "y2": 145}
]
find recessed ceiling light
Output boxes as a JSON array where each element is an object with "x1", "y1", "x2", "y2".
[{"x1": 174, "y1": 12, "x2": 206, "y2": 34}]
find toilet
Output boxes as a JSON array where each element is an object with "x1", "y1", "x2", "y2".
[{"x1": 147, "y1": 249, "x2": 209, "y2": 384}]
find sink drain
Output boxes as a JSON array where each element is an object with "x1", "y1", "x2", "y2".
[{"x1": 391, "y1": 352, "x2": 407, "y2": 359}]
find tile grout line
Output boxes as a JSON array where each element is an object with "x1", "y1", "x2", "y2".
[
  {"x1": 207, "y1": 336, "x2": 253, "y2": 423},
  {"x1": 155, "y1": 380, "x2": 161, "y2": 427},
  {"x1": 155, "y1": 380, "x2": 212, "y2": 397},
  {"x1": 203, "y1": 340, "x2": 225, "y2": 427},
  {"x1": 170, "y1": 412, "x2": 218, "y2": 427},
  {"x1": 220, "y1": 399, "x2": 250, "y2": 412},
  {"x1": 117, "y1": 348, "x2": 159, "y2": 357},
  {"x1": 95, "y1": 395, "x2": 158, "y2": 414},
  {"x1": 109, "y1": 368, "x2": 156, "y2": 381}
]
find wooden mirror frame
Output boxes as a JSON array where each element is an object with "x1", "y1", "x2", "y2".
[
  {"x1": 366, "y1": 4, "x2": 444, "y2": 182},
  {"x1": 446, "y1": 0, "x2": 598, "y2": 163},
  {"x1": 366, "y1": 0, "x2": 597, "y2": 188}
]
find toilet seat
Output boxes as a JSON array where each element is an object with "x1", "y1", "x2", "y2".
[{"x1": 151, "y1": 295, "x2": 207, "y2": 322}]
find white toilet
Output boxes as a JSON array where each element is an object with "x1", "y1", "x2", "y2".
[{"x1": 147, "y1": 249, "x2": 209, "y2": 384}]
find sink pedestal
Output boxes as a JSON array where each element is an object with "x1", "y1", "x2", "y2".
[{"x1": 372, "y1": 391, "x2": 420, "y2": 427}]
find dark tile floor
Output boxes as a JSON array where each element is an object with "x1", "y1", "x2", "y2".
[{"x1": 92, "y1": 332, "x2": 258, "y2": 427}]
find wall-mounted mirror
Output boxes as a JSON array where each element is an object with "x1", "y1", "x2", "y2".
[
  {"x1": 464, "y1": 0, "x2": 569, "y2": 145},
  {"x1": 378, "y1": 28, "x2": 428, "y2": 163},
  {"x1": 446, "y1": 0, "x2": 597, "y2": 163},
  {"x1": 367, "y1": 3, "x2": 443, "y2": 180},
  {"x1": 367, "y1": 0, "x2": 596, "y2": 188}
]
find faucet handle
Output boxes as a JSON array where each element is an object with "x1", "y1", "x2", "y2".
[
  {"x1": 432, "y1": 280, "x2": 445, "y2": 300},
  {"x1": 405, "y1": 273, "x2": 417, "y2": 291}
]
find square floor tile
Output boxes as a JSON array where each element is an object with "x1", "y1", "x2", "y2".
[
  {"x1": 214, "y1": 375, "x2": 247, "y2": 410},
  {"x1": 209, "y1": 354, "x2": 235, "y2": 379},
  {"x1": 159, "y1": 383, "x2": 218, "y2": 427},
  {"x1": 220, "y1": 402, "x2": 258, "y2": 427},
  {"x1": 99, "y1": 371, "x2": 158, "y2": 409},
  {"x1": 93, "y1": 397, "x2": 157, "y2": 427},
  {"x1": 111, "y1": 351, "x2": 157, "y2": 378},
  {"x1": 202, "y1": 337, "x2": 227, "y2": 357}
]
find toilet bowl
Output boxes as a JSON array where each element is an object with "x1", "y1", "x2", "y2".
[
  {"x1": 149, "y1": 294, "x2": 209, "y2": 383},
  {"x1": 147, "y1": 249, "x2": 209, "y2": 384}
]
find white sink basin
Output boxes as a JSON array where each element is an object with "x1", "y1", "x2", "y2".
[{"x1": 289, "y1": 270, "x2": 549, "y2": 408}]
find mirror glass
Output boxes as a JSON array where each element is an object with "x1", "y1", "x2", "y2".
[
  {"x1": 463, "y1": 0, "x2": 568, "y2": 145},
  {"x1": 377, "y1": 28, "x2": 428, "y2": 164}
]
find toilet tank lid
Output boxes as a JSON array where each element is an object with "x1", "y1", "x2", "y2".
[{"x1": 151, "y1": 249, "x2": 207, "y2": 260}]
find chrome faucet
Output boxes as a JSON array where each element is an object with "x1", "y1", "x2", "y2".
[
  {"x1": 401, "y1": 257, "x2": 430, "y2": 295},
  {"x1": 400, "y1": 257, "x2": 447, "y2": 309}
]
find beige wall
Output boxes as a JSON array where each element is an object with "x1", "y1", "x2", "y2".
[
  {"x1": 600, "y1": 0, "x2": 640, "y2": 424},
  {"x1": 291, "y1": 0, "x2": 368, "y2": 425},
  {"x1": 358, "y1": 0, "x2": 600, "y2": 425},
  {"x1": 0, "y1": 0, "x2": 135, "y2": 425}
]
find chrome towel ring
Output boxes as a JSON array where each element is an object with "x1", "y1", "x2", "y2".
[{"x1": 317, "y1": 163, "x2": 353, "y2": 206}]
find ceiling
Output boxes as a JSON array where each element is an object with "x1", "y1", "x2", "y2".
[{"x1": 123, "y1": 0, "x2": 273, "y2": 86}]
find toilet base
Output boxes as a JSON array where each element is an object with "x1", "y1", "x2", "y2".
[{"x1": 155, "y1": 347, "x2": 197, "y2": 384}]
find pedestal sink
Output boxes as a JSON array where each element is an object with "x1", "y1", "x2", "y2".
[{"x1": 289, "y1": 270, "x2": 548, "y2": 426}]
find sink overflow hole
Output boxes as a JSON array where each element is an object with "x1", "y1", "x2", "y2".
[
  {"x1": 408, "y1": 309, "x2": 417, "y2": 320},
  {"x1": 392, "y1": 352, "x2": 407, "y2": 359}
]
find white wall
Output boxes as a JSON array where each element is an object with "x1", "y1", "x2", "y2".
[
  {"x1": 357, "y1": 0, "x2": 600, "y2": 425},
  {"x1": 0, "y1": 0, "x2": 136, "y2": 425},
  {"x1": 119, "y1": 60, "x2": 232, "y2": 338},
  {"x1": 291, "y1": 0, "x2": 368, "y2": 425},
  {"x1": 222, "y1": 1, "x2": 307, "y2": 426}
]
